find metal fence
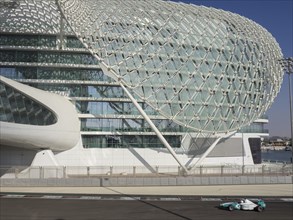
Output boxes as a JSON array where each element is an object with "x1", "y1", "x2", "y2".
[{"x1": 1, "y1": 164, "x2": 292, "y2": 179}]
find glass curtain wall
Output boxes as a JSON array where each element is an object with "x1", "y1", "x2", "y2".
[{"x1": 0, "y1": 33, "x2": 182, "y2": 148}]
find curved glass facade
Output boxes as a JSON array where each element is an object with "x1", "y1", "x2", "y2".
[
  {"x1": 0, "y1": 0, "x2": 283, "y2": 149},
  {"x1": 58, "y1": 0, "x2": 283, "y2": 133},
  {"x1": 0, "y1": 0, "x2": 185, "y2": 148}
]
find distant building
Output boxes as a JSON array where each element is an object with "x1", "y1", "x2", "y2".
[{"x1": 270, "y1": 139, "x2": 288, "y2": 147}]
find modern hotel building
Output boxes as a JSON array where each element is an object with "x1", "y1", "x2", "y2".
[{"x1": 0, "y1": 0, "x2": 284, "y2": 175}]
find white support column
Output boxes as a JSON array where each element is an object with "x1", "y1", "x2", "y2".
[{"x1": 119, "y1": 82, "x2": 188, "y2": 173}]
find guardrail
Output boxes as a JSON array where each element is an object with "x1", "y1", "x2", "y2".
[{"x1": 1, "y1": 164, "x2": 292, "y2": 179}]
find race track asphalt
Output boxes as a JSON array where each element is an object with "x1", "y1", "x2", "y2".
[{"x1": 0, "y1": 197, "x2": 292, "y2": 220}]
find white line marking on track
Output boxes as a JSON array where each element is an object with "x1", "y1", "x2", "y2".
[
  {"x1": 80, "y1": 196, "x2": 102, "y2": 200},
  {"x1": 3, "y1": 194, "x2": 25, "y2": 198},
  {"x1": 160, "y1": 198, "x2": 181, "y2": 201},
  {"x1": 280, "y1": 198, "x2": 293, "y2": 202},
  {"x1": 201, "y1": 198, "x2": 222, "y2": 201},
  {"x1": 42, "y1": 195, "x2": 63, "y2": 199},
  {"x1": 120, "y1": 197, "x2": 140, "y2": 200}
]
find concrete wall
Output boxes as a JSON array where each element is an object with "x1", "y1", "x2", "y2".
[{"x1": 1, "y1": 175, "x2": 292, "y2": 187}]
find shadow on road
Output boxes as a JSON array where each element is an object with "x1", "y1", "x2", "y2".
[{"x1": 104, "y1": 187, "x2": 192, "y2": 220}]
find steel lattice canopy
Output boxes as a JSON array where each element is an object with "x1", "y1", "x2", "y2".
[{"x1": 57, "y1": 0, "x2": 283, "y2": 133}]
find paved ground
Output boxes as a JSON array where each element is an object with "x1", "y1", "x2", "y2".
[
  {"x1": 1, "y1": 184, "x2": 293, "y2": 196},
  {"x1": 1, "y1": 184, "x2": 292, "y2": 219},
  {"x1": 0, "y1": 197, "x2": 292, "y2": 220}
]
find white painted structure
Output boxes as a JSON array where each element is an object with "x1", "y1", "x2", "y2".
[
  {"x1": 0, "y1": 0, "x2": 283, "y2": 176},
  {"x1": 0, "y1": 76, "x2": 80, "y2": 151}
]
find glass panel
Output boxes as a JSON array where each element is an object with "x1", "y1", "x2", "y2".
[
  {"x1": 0, "y1": 82, "x2": 57, "y2": 125},
  {"x1": 0, "y1": 34, "x2": 56, "y2": 47},
  {"x1": 82, "y1": 135, "x2": 181, "y2": 148}
]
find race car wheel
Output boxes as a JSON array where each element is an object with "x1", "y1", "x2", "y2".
[
  {"x1": 228, "y1": 205, "x2": 234, "y2": 211},
  {"x1": 257, "y1": 206, "x2": 264, "y2": 212}
]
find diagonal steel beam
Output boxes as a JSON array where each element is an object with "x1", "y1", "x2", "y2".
[{"x1": 119, "y1": 82, "x2": 189, "y2": 173}]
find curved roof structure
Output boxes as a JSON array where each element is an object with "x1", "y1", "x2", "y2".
[{"x1": 57, "y1": 0, "x2": 283, "y2": 133}]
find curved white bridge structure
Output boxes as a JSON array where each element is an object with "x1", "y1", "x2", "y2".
[{"x1": 0, "y1": 76, "x2": 80, "y2": 151}]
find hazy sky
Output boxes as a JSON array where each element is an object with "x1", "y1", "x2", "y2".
[{"x1": 172, "y1": 0, "x2": 293, "y2": 137}]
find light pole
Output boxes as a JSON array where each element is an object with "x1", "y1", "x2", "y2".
[{"x1": 280, "y1": 57, "x2": 293, "y2": 163}]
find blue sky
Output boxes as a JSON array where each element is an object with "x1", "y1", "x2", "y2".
[{"x1": 172, "y1": 0, "x2": 293, "y2": 137}]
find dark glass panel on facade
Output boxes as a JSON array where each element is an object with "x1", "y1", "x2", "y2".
[
  {"x1": 82, "y1": 135, "x2": 181, "y2": 148},
  {"x1": 0, "y1": 34, "x2": 56, "y2": 47},
  {"x1": 66, "y1": 36, "x2": 85, "y2": 48},
  {"x1": 239, "y1": 122, "x2": 268, "y2": 133},
  {"x1": 33, "y1": 84, "x2": 126, "y2": 98},
  {"x1": 0, "y1": 50, "x2": 99, "y2": 65},
  {"x1": 81, "y1": 118, "x2": 144, "y2": 132},
  {"x1": 0, "y1": 82, "x2": 57, "y2": 125},
  {"x1": 0, "y1": 50, "x2": 15, "y2": 62},
  {"x1": 81, "y1": 118, "x2": 186, "y2": 133},
  {"x1": 248, "y1": 138, "x2": 261, "y2": 164},
  {"x1": 0, "y1": 67, "x2": 112, "y2": 82},
  {"x1": 0, "y1": 67, "x2": 17, "y2": 78},
  {"x1": 76, "y1": 101, "x2": 160, "y2": 115},
  {"x1": 77, "y1": 101, "x2": 134, "y2": 115}
]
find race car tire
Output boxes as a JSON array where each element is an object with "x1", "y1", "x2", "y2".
[
  {"x1": 257, "y1": 206, "x2": 264, "y2": 212},
  {"x1": 228, "y1": 205, "x2": 234, "y2": 211}
]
